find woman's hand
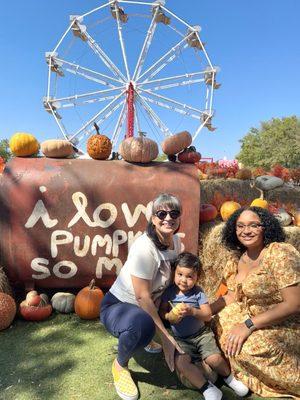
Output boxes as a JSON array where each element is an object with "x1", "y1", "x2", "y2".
[
  {"x1": 161, "y1": 334, "x2": 184, "y2": 372},
  {"x1": 225, "y1": 323, "x2": 252, "y2": 357}
]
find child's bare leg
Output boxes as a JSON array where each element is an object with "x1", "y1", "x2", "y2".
[
  {"x1": 204, "y1": 353, "x2": 230, "y2": 376},
  {"x1": 175, "y1": 353, "x2": 206, "y2": 388},
  {"x1": 204, "y1": 353, "x2": 249, "y2": 397}
]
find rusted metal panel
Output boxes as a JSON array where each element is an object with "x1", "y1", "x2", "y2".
[{"x1": 0, "y1": 158, "x2": 200, "y2": 289}]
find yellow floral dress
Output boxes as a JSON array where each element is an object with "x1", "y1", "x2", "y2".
[{"x1": 215, "y1": 242, "x2": 300, "y2": 398}]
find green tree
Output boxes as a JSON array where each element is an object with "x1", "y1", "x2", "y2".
[
  {"x1": 154, "y1": 153, "x2": 167, "y2": 162},
  {"x1": 0, "y1": 139, "x2": 11, "y2": 162},
  {"x1": 236, "y1": 116, "x2": 300, "y2": 168}
]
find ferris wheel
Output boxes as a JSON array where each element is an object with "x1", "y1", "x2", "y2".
[{"x1": 44, "y1": 0, "x2": 220, "y2": 155}]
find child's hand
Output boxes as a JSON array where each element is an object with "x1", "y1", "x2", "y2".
[{"x1": 179, "y1": 304, "x2": 195, "y2": 317}]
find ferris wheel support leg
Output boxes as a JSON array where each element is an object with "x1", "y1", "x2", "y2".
[{"x1": 126, "y1": 82, "x2": 135, "y2": 138}]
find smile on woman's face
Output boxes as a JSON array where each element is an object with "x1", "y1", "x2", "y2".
[
  {"x1": 151, "y1": 207, "x2": 180, "y2": 237},
  {"x1": 236, "y1": 210, "x2": 264, "y2": 249}
]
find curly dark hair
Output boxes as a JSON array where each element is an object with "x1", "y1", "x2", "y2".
[{"x1": 222, "y1": 206, "x2": 285, "y2": 252}]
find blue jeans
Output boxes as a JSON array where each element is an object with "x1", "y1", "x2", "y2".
[{"x1": 100, "y1": 291, "x2": 156, "y2": 366}]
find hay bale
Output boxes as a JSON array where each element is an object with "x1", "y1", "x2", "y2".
[
  {"x1": 0, "y1": 266, "x2": 13, "y2": 296},
  {"x1": 198, "y1": 224, "x2": 300, "y2": 302},
  {"x1": 198, "y1": 221, "x2": 239, "y2": 302},
  {"x1": 284, "y1": 226, "x2": 300, "y2": 252}
]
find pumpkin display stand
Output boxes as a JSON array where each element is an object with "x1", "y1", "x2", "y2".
[{"x1": 0, "y1": 157, "x2": 200, "y2": 291}]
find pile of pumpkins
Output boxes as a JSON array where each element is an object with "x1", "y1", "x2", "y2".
[
  {"x1": 9, "y1": 129, "x2": 201, "y2": 164},
  {"x1": 0, "y1": 279, "x2": 104, "y2": 330},
  {"x1": 200, "y1": 196, "x2": 299, "y2": 227}
]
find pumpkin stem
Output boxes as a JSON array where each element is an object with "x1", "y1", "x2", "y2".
[
  {"x1": 89, "y1": 279, "x2": 96, "y2": 290},
  {"x1": 250, "y1": 180, "x2": 264, "y2": 199},
  {"x1": 94, "y1": 123, "x2": 100, "y2": 135},
  {"x1": 138, "y1": 131, "x2": 146, "y2": 138}
]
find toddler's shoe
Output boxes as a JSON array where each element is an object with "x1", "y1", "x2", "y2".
[
  {"x1": 112, "y1": 359, "x2": 138, "y2": 400},
  {"x1": 224, "y1": 373, "x2": 249, "y2": 397},
  {"x1": 202, "y1": 382, "x2": 223, "y2": 400},
  {"x1": 144, "y1": 340, "x2": 162, "y2": 353}
]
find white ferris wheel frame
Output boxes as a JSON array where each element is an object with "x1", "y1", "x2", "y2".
[{"x1": 44, "y1": 0, "x2": 219, "y2": 151}]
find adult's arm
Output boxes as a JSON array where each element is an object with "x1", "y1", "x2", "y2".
[
  {"x1": 210, "y1": 289, "x2": 235, "y2": 315},
  {"x1": 226, "y1": 283, "x2": 300, "y2": 357},
  {"x1": 131, "y1": 275, "x2": 184, "y2": 371}
]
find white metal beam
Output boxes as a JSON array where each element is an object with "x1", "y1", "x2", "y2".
[
  {"x1": 137, "y1": 31, "x2": 194, "y2": 83},
  {"x1": 113, "y1": 4, "x2": 131, "y2": 80},
  {"x1": 132, "y1": 6, "x2": 159, "y2": 81}
]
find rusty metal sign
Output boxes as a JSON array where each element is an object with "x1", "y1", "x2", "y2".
[{"x1": 0, "y1": 158, "x2": 200, "y2": 290}]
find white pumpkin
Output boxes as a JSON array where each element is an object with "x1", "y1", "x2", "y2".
[{"x1": 51, "y1": 292, "x2": 75, "y2": 314}]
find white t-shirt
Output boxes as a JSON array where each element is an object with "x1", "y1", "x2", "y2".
[{"x1": 110, "y1": 232, "x2": 181, "y2": 305}]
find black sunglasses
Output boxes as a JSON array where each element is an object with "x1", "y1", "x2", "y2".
[{"x1": 155, "y1": 210, "x2": 181, "y2": 220}]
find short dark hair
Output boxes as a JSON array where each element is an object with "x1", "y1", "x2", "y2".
[
  {"x1": 146, "y1": 193, "x2": 182, "y2": 251},
  {"x1": 222, "y1": 206, "x2": 285, "y2": 252},
  {"x1": 174, "y1": 252, "x2": 201, "y2": 275}
]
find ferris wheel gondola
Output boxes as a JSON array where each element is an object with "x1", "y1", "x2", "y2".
[{"x1": 44, "y1": 0, "x2": 220, "y2": 155}]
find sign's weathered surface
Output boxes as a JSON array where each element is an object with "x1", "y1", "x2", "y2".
[{"x1": 0, "y1": 158, "x2": 200, "y2": 290}]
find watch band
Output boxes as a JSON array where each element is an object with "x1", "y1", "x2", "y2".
[{"x1": 244, "y1": 318, "x2": 256, "y2": 332}]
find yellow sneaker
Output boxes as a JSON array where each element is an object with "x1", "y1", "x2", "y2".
[{"x1": 112, "y1": 359, "x2": 138, "y2": 400}]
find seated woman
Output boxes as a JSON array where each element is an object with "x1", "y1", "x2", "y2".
[
  {"x1": 211, "y1": 206, "x2": 300, "y2": 398},
  {"x1": 100, "y1": 193, "x2": 184, "y2": 400}
]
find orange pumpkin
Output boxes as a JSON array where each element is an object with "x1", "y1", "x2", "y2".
[
  {"x1": 161, "y1": 131, "x2": 192, "y2": 155},
  {"x1": 0, "y1": 293, "x2": 16, "y2": 330},
  {"x1": 75, "y1": 279, "x2": 104, "y2": 320},
  {"x1": 294, "y1": 209, "x2": 300, "y2": 227},
  {"x1": 87, "y1": 123, "x2": 112, "y2": 160},
  {"x1": 220, "y1": 201, "x2": 241, "y2": 221}
]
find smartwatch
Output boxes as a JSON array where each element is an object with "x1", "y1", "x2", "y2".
[{"x1": 244, "y1": 318, "x2": 256, "y2": 332}]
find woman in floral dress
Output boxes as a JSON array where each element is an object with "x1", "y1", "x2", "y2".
[{"x1": 211, "y1": 207, "x2": 300, "y2": 398}]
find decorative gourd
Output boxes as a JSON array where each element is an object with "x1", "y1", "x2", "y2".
[
  {"x1": 74, "y1": 279, "x2": 104, "y2": 320},
  {"x1": 9, "y1": 132, "x2": 39, "y2": 157},
  {"x1": 51, "y1": 292, "x2": 75, "y2": 314},
  {"x1": 41, "y1": 139, "x2": 75, "y2": 158},
  {"x1": 178, "y1": 146, "x2": 201, "y2": 164},
  {"x1": 250, "y1": 184, "x2": 268, "y2": 209},
  {"x1": 255, "y1": 175, "x2": 284, "y2": 191},
  {"x1": 87, "y1": 123, "x2": 112, "y2": 160},
  {"x1": 220, "y1": 201, "x2": 241, "y2": 221},
  {"x1": 0, "y1": 293, "x2": 16, "y2": 331},
  {"x1": 119, "y1": 132, "x2": 158, "y2": 163},
  {"x1": 294, "y1": 209, "x2": 300, "y2": 227},
  {"x1": 161, "y1": 131, "x2": 192, "y2": 155},
  {"x1": 273, "y1": 208, "x2": 292, "y2": 227},
  {"x1": 215, "y1": 282, "x2": 228, "y2": 297},
  {"x1": 19, "y1": 303, "x2": 52, "y2": 321},
  {"x1": 19, "y1": 290, "x2": 52, "y2": 321},
  {"x1": 199, "y1": 204, "x2": 218, "y2": 224}
]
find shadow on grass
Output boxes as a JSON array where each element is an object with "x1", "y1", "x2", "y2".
[{"x1": 0, "y1": 313, "x2": 89, "y2": 400}]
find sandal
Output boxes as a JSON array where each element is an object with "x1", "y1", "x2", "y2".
[{"x1": 144, "y1": 340, "x2": 162, "y2": 353}]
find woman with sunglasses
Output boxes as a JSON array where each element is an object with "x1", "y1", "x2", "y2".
[
  {"x1": 210, "y1": 206, "x2": 300, "y2": 398},
  {"x1": 100, "y1": 193, "x2": 184, "y2": 400}
]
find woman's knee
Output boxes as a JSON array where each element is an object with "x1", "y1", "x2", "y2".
[{"x1": 133, "y1": 311, "x2": 156, "y2": 344}]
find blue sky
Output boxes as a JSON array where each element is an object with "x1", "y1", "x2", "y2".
[{"x1": 1, "y1": 0, "x2": 299, "y2": 161}]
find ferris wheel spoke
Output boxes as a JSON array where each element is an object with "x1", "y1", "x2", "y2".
[
  {"x1": 139, "y1": 88, "x2": 202, "y2": 118},
  {"x1": 47, "y1": 87, "x2": 125, "y2": 109},
  {"x1": 51, "y1": 56, "x2": 124, "y2": 87},
  {"x1": 139, "y1": 77, "x2": 205, "y2": 92},
  {"x1": 137, "y1": 30, "x2": 194, "y2": 83},
  {"x1": 138, "y1": 71, "x2": 206, "y2": 88},
  {"x1": 135, "y1": 93, "x2": 172, "y2": 137},
  {"x1": 71, "y1": 16, "x2": 127, "y2": 82},
  {"x1": 111, "y1": 3, "x2": 131, "y2": 81},
  {"x1": 132, "y1": 5, "x2": 160, "y2": 81},
  {"x1": 111, "y1": 100, "x2": 127, "y2": 147},
  {"x1": 69, "y1": 91, "x2": 125, "y2": 141}
]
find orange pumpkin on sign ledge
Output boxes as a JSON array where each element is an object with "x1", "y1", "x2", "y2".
[{"x1": 87, "y1": 123, "x2": 112, "y2": 160}]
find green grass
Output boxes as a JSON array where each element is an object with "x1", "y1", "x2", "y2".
[{"x1": 0, "y1": 313, "x2": 273, "y2": 400}]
